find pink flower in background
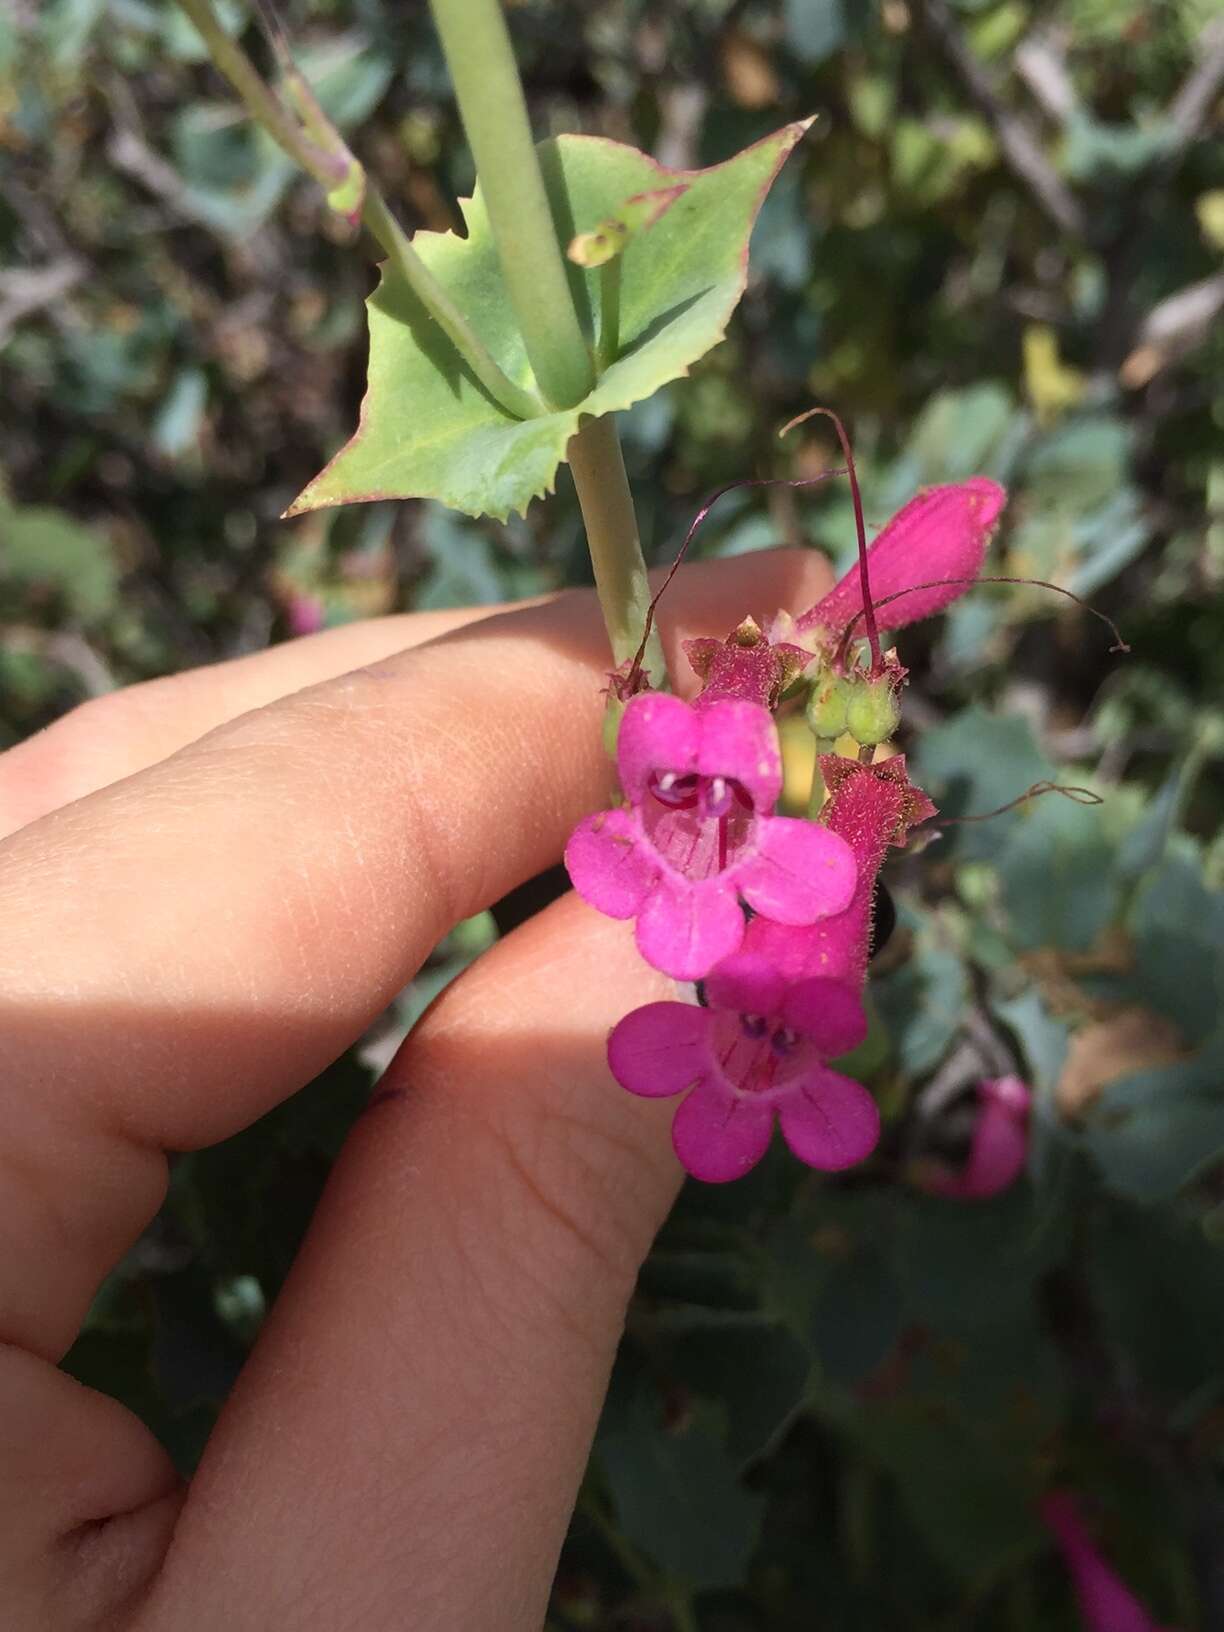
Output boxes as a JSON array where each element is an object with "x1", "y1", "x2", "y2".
[
  {"x1": 565, "y1": 692, "x2": 857, "y2": 981},
  {"x1": 923, "y1": 1075, "x2": 1032, "y2": 1200},
  {"x1": 286, "y1": 590, "x2": 326, "y2": 636},
  {"x1": 796, "y1": 478, "x2": 1007, "y2": 642},
  {"x1": 1041, "y1": 1492, "x2": 1178, "y2": 1632},
  {"x1": 607, "y1": 955, "x2": 879, "y2": 1182}
]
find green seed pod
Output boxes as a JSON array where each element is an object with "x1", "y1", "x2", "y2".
[
  {"x1": 844, "y1": 677, "x2": 901, "y2": 746},
  {"x1": 806, "y1": 677, "x2": 848, "y2": 738}
]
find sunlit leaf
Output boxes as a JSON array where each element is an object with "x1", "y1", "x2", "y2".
[{"x1": 290, "y1": 123, "x2": 810, "y2": 522}]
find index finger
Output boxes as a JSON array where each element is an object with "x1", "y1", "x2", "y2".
[
  {"x1": 0, "y1": 547, "x2": 832, "y2": 1361},
  {"x1": 0, "y1": 600, "x2": 550, "y2": 840}
]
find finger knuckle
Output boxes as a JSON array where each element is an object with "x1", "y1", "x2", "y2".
[{"x1": 399, "y1": 1016, "x2": 669, "y2": 1357}]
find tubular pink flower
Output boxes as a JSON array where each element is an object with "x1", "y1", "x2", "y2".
[
  {"x1": 565, "y1": 693, "x2": 857, "y2": 981},
  {"x1": 923, "y1": 1076, "x2": 1032, "y2": 1200},
  {"x1": 744, "y1": 754, "x2": 935, "y2": 989},
  {"x1": 607, "y1": 957, "x2": 880, "y2": 1183},
  {"x1": 1040, "y1": 1492, "x2": 1177, "y2": 1632},
  {"x1": 795, "y1": 478, "x2": 1007, "y2": 641}
]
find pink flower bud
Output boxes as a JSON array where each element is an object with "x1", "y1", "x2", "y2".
[
  {"x1": 797, "y1": 478, "x2": 1007, "y2": 642},
  {"x1": 921, "y1": 1075, "x2": 1032, "y2": 1201}
]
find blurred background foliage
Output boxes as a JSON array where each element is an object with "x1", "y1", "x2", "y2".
[{"x1": 3, "y1": 0, "x2": 1224, "y2": 1627}]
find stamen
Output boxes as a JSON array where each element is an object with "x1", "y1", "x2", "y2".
[
  {"x1": 649, "y1": 770, "x2": 700, "y2": 808},
  {"x1": 702, "y1": 776, "x2": 733, "y2": 819},
  {"x1": 771, "y1": 1026, "x2": 799, "y2": 1055},
  {"x1": 741, "y1": 1014, "x2": 768, "y2": 1039}
]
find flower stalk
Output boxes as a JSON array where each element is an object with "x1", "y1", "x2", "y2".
[
  {"x1": 566, "y1": 417, "x2": 666, "y2": 678},
  {"x1": 428, "y1": 0, "x2": 666, "y2": 686},
  {"x1": 427, "y1": 0, "x2": 593, "y2": 411}
]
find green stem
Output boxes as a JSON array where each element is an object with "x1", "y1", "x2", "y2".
[
  {"x1": 176, "y1": 0, "x2": 341, "y2": 186},
  {"x1": 428, "y1": 0, "x2": 594, "y2": 409},
  {"x1": 567, "y1": 416, "x2": 666, "y2": 679},
  {"x1": 431, "y1": 0, "x2": 665, "y2": 692},
  {"x1": 597, "y1": 256, "x2": 622, "y2": 371},
  {"x1": 177, "y1": 0, "x2": 541, "y2": 423}
]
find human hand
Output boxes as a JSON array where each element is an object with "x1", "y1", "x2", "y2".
[{"x1": 0, "y1": 547, "x2": 831, "y2": 1631}]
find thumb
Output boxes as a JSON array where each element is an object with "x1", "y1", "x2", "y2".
[{"x1": 139, "y1": 896, "x2": 679, "y2": 1632}]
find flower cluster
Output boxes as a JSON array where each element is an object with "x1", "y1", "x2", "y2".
[{"x1": 566, "y1": 472, "x2": 1008, "y2": 1182}]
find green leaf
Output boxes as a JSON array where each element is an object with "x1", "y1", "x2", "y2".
[
  {"x1": 1, "y1": 502, "x2": 120, "y2": 622},
  {"x1": 998, "y1": 793, "x2": 1118, "y2": 953},
  {"x1": 599, "y1": 1379, "x2": 765, "y2": 1590},
  {"x1": 1082, "y1": 1034, "x2": 1224, "y2": 1203},
  {"x1": 992, "y1": 988, "x2": 1070, "y2": 1190},
  {"x1": 1125, "y1": 854, "x2": 1224, "y2": 1044},
  {"x1": 856, "y1": 1403, "x2": 1041, "y2": 1584},
  {"x1": 290, "y1": 123, "x2": 810, "y2": 523},
  {"x1": 912, "y1": 705, "x2": 1055, "y2": 862},
  {"x1": 675, "y1": 1322, "x2": 812, "y2": 1463},
  {"x1": 892, "y1": 1188, "x2": 1060, "y2": 1337},
  {"x1": 783, "y1": 0, "x2": 845, "y2": 65},
  {"x1": 1088, "y1": 1198, "x2": 1224, "y2": 1403},
  {"x1": 152, "y1": 366, "x2": 209, "y2": 461},
  {"x1": 811, "y1": 1244, "x2": 903, "y2": 1386},
  {"x1": 874, "y1": 931, "x2": 969, "y2": 1077},
  {"x1": 904, "y1": 382, "x2": 1020, "y2": 483}
]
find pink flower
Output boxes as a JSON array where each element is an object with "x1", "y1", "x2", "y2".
[
  {"x1": 922, "y1": 1075, "x2": 1032, "y2": 1201},
  {"x1": 1041, "y1": 1492, "x2": 1177, "y2": 1632},
  {"x1": 608, "y1": 955, "x2": 880, "y2": 1182},
  {"x1": 744, "y1": 755, "x2": 936, "y2": 989},
  {"x1": 796, "y1": 478, "x2": 1007, "y2": 642},
  {"x1": 286, "y1": 590, "x2": 326, "y2": 636},
  {"x1": 565, "y1": 693, "x2": 857, "y2": 981}
]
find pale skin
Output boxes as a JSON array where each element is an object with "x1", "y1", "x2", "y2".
[{"x1": 0, "y1": 545, "x2": 833, "y2": 1631}]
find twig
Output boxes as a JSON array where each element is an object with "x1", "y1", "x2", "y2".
[
  {"x1": 1096, "y1": 17, "x2": 1224, "y2": 370},
  {"x1": 653, "y1": 83, "x2": 708, "y2": 171},
  {"x1": 1014, "y1": 29, "x2": 1078, "y2": 126},
  {"x1": 3, "y1": 627, "x2": 118, "y2": 697},
  {"x1": 1120, "y1": 269, "x2": 1224, "y2": 388},
  {"x1": 0, "y1": 173, "x2": 76, "y2": 258},
  {"x1": 0, "y1": 259, "x2": 85, "y2": 344},
  {"x1": 913, "y1": 0, "x2": 1086, "y2": 240},
  {"x1": 1164, "y1": 16, "x2": 1224, "y2": 164},
  {"x1": 106, "y1": 125, "x2": 221, "y2": 228}
]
